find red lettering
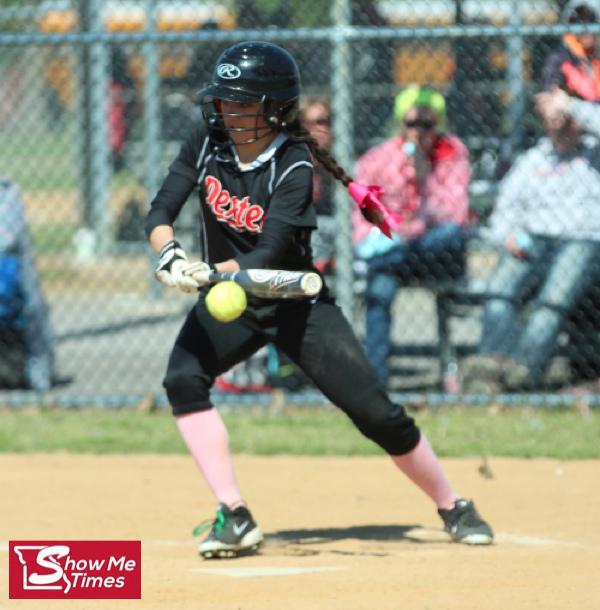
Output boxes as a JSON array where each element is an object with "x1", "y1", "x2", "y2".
[
  {"x1": 204, "y1": 175, "x2": 221, "y2": 205},
  {"x1": 244, "y1": 206, "x2": 264, "y2": 233},
  {"x1": 203, "y1": 174, "x2": 265, "y2": 234},
  {"x1": 231, "y1": 196, "x2": 250, "y2": 226},
  {"x1": 213, "y1": 190, "x2": 231, "y2": 218}
]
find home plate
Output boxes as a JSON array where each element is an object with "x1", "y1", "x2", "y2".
[{"x1": 190, "y1": 566, "x2": 347, "y2": 578}]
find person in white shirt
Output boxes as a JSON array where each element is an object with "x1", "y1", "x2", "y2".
[{"x1": 463, "y1": 89, "x2": 600, "y2": 392}]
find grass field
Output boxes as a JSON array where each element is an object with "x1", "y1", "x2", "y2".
[
  {"x1": 0, "y1": 405, "x2": 598, "y2": 458},
  {"x1": 0, "y1": 126, "x2": 78, "y2": 191},
  {"x1": 0, "y1": 121, "x2": 142, "y2": 193}
]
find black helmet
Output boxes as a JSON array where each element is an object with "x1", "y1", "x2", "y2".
[{"x1": 198, "y1": 41, "x2": 301, "y2": 140}]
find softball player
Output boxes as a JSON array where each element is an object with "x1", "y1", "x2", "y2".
[{"x1": 145, "y1": 41, "x2": 494, "y2": 558}]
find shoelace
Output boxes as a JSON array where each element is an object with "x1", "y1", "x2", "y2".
[
  {"x1": 454, "y1": 504, "x2": 483, "y2": 527},
  {"x1": 192, "y1": 508, "x2": 225, "y2": 538}
]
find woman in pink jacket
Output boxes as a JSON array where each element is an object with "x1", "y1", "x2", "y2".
[{"x1": 354, "y1": 86, "x2": 471, "y2": 386}]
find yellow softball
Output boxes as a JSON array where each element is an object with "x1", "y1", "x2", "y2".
[{"x1": 205, "y1": 281, "x2": 247, "y2": 323}]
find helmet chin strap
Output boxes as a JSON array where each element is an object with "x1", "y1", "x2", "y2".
[{"x1": 232, "y1": 128, "x2": 276, "y2": 146}]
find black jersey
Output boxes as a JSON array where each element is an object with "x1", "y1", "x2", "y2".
[{"x1": 145, "y1": 126, "x2": 318, "y2": 271}]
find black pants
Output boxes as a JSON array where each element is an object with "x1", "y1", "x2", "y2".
[
  {"x1": 0, "y1": 327, "x2": 27, "y2": 389},
  {"x1": 164, "y1": 293, "x2": 420, "y2": 456}
]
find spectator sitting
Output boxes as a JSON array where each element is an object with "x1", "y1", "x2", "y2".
[
  {"x1": 543, "y1": 0, "x2": 600, "y2": 101},
  {"x1": 0, "y1": 178, "x2": 56, "y2": 390},
  {"x1": 353, "y1": 85, "x2": 471, "y2": 386},
  {"x1": 462, "y1": 89, "x2": 600, "y2": 393},
  {"x1": 300, "y1": 97, "x2": 335, "y2": 273}
]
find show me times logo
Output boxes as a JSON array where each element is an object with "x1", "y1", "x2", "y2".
[{"x1": 9, "y1": 541, "x2": 141, "y2": 599}]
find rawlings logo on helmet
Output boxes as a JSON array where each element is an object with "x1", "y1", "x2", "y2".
[{"x1": 217, "y1": 63, "x2": 242, "y2": 79}]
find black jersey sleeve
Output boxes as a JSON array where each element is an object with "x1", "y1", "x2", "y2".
[
  {"x1": 234, "y1": 217, "x2": 298, "y2": 269},
  {"x1": 144, "y1": 127, "x2": 206, "y2": 237},
  {"x1": 266, "y1": 163, "x2": 318, "y2": 229}
]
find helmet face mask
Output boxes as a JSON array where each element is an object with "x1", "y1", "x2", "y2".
[
  {"x1": 198, "y1": 41, "x2": 301, "y2": 143},
  {"x1": 203, "y1": 96, "x2": 275, "y2": 145}
]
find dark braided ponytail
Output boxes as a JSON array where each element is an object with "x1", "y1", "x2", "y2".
[
  {"x1": 286, "y1": 119, "x2": 353, "y2": 187},
  {"x1": 285, "y1": 116, "x2": 389, "y2": 230}
]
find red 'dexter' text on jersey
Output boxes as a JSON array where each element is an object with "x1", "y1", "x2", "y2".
[{"x1": 204, "y1": 175, "x2": 265, "y2": 233}]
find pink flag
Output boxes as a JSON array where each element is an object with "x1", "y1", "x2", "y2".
[{"x1": 347, "y1": 182, "x2": 402, "y2": 239}]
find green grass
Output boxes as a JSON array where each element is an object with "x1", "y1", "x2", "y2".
[
  {"x1": 30, "y1": 222, "x2": 76, "y2": 255},
  {"x1": 0, "y1": 406, "x2": 599, "y2": 458},
  {"x1": 0, "y1": 128, "x2": 78, "y2": 191},
  {"x1": 0, "y1": 124, "x2": 140, "y2": 192}
]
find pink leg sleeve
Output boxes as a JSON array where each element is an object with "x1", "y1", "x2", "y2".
[
  {"x1": 176, "y1": 409, "x2": 244, "y2": 508},
  {"x1": 391, "y1": 434, "x2": 460, "y2": 510}
]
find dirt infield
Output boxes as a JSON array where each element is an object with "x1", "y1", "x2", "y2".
[{"x1": 0, "y1": 454, "x2": 598, "y2": 610}]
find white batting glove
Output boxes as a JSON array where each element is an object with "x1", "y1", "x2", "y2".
[
  {"x1": 182, "y1": 261, "x2": 213, "y2": 287},
  {"x1": 155, "y1": 240, "x2": 205, "y2": 293}
]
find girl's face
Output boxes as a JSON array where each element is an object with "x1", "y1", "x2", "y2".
[
  {"x1": 569, "y1": 6, "x2": 599, "y2": 56},
  {"x1": 219, "y1": 100, "x2": 273, "y2": 146},
  {"x1": 402, "y1": 107, "x2": 438, "y2": 153},
  {"x1": 303, "y1": 102, "x2": 331, "y2": 150}
]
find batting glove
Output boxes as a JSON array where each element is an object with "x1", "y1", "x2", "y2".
[
  {"x1": 155, "y1": 240, "x2": 205, "y2": 293},
  {"x1": 182, "y1": 261, "x2": 213, "y2": 287}
]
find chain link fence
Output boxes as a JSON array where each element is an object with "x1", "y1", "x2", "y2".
[{"x1": 2, "y1": 0, "x2": 600, "y2": 407}]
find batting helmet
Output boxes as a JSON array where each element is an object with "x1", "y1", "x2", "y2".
[{"x1": 198, "y1": 41, "x2": 301, "y2": 140}]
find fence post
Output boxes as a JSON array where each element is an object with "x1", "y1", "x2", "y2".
[
  {"x1": 331, "y1": 0, "x2": 355, "y2": 322},
  {"x1": 142, "y1": 0, "x2": 162, "y2": 297},
  {"x1": 506, "y1": 0, "x2": 526, "y2": 158},
  {"x1": 78, "y1": 0, "x2": 111, "y2": 258}
]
